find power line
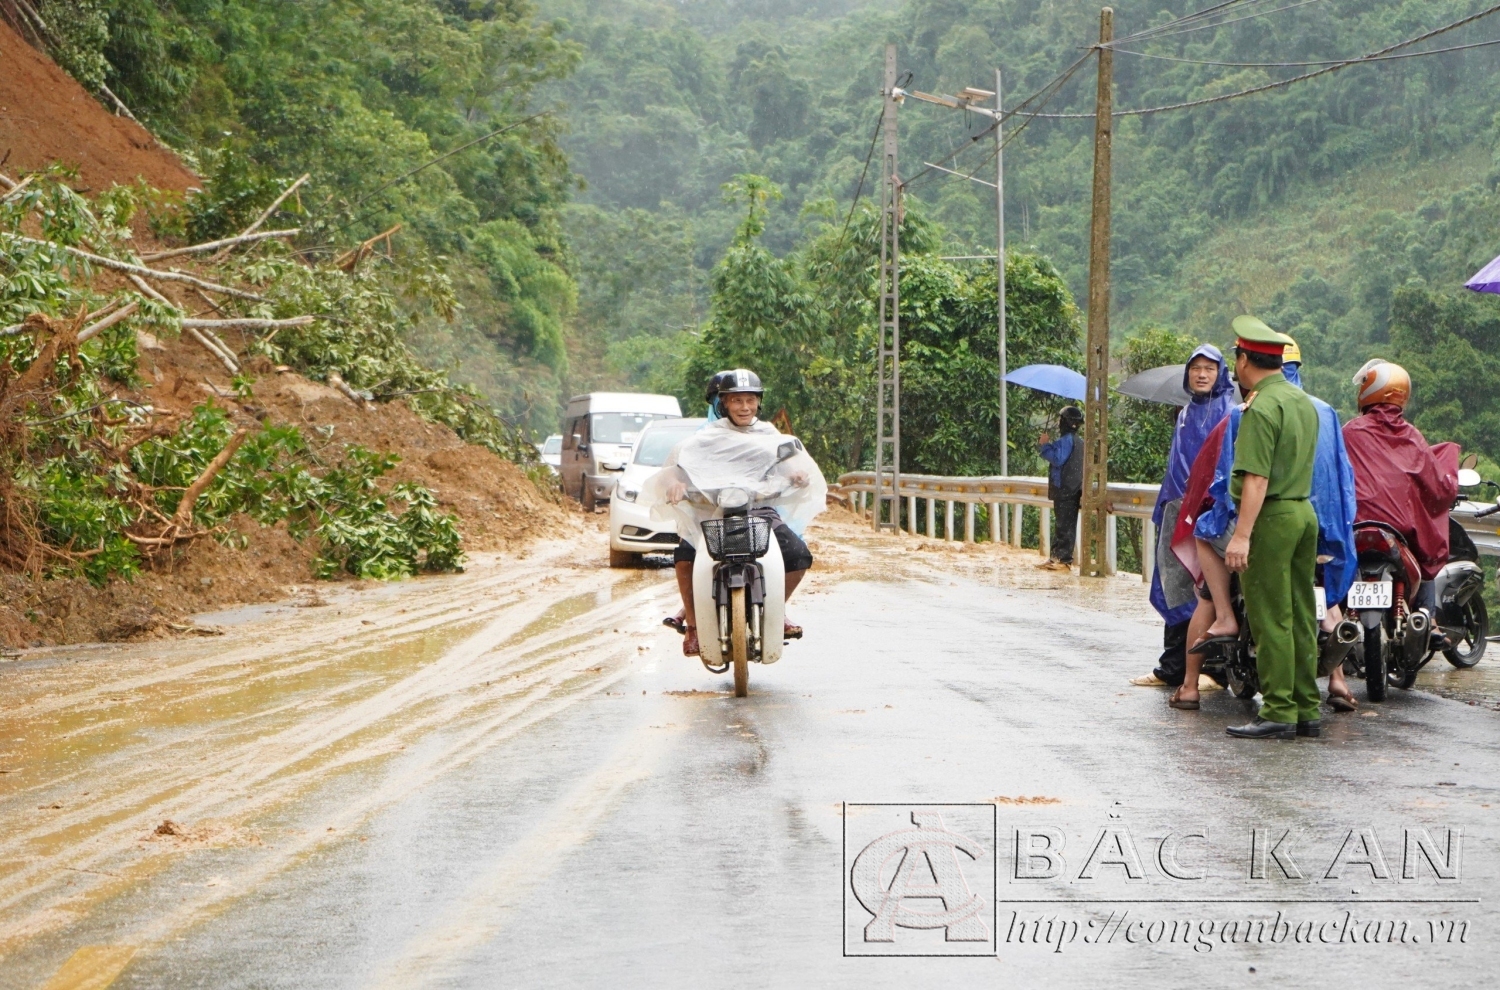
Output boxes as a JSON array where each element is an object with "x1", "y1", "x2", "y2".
[
  {"x1": 1110, "y1": 0, "x2": 1292, "y2": 46},
  {"x1": 832, "y1": 110, "x2": 885, "y2": 256},
  {"x1": 1114, "y1": 34, "x2": 1500, "y2": 67},
  {"x1": 1019, "y1": 1, "x2": 1500, "y2": 119},
  {"x1": 1112, "y1": 0, "x2": 1328, "y2": 47}
]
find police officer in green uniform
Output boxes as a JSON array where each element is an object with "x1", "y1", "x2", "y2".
[{"x1": 1223, "y1": 316, "x2": 1323, "y2": 740}]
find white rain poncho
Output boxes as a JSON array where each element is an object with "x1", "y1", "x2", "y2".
[{"x1": 637, "y1": 418, "x2": 828, "y2": 551}]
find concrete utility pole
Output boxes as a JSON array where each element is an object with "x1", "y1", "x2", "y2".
[
  {"x1": 996, "y1": 67, "x2": 1009, "y2": 491},
  {"x1": 873, "y1": 42, "x2": 902, "y2": 532},
  {"x1": 1080, "y1": 7, "x2": 1114, "y2": 577}
]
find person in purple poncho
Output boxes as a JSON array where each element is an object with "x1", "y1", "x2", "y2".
[{"x1": 1135, "y1": 344, "x2": 1236, "y2": 688}]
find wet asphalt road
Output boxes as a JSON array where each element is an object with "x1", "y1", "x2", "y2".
[{"x1": 1, "y1": 530, "x2": 1497, "y2": 988}]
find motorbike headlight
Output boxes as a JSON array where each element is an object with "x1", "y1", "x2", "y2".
[
  {"x1": 602, "y1": 461, "x2": 626, "y2": 471},
  {"x1": 617, "y1": 488, "x2": 638, "y2": 502},
  {"x1": 716, "y1": 487, "x2": 750, "y2": 510}
]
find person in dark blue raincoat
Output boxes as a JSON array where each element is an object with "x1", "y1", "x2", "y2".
[{"x1": 1140, "y1": 345, "x2": 1236, "y2": 688}]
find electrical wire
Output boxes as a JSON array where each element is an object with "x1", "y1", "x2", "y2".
[
  {"x1": 1017, "y1": 0, "x2": 1500, "y2": 119},
  {"x1": 1109, "y1": 0, "x2": 1286, "y2": 46},
  {"x1": 1111, "y1": 0, "x2": 1327, "y2": 47},
  {"x1": 831, "y1": 110, "x2": 885, "y2": 256},
  {"x1": 1113, "y1": 34, "x2": 1500, "y2": 67}
]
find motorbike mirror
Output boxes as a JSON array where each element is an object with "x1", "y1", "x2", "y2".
[
  {"x1": 1460, "y1": 452, "x2": 1479, "y2": 471},
  {"x1": 775, "y1": 440, "x2": 801, "y2": 463},
  {"x1": 1457, "y1": 468, "x2": 1482, "y2": 488}
]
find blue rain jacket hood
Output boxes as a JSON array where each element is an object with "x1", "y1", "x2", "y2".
[
  {"x1": 1194, "y1": 390, "x2": 1358, "y2": 602},
  {"x1": 1149, "y1": 344, "x2": 1235, "y2": 623}
]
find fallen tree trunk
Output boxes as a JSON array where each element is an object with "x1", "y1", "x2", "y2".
[
  {"x1": 142, "y1": 229, "x2": 300, "y2": 263},
  {"x1": 77, "y1": 300, "x2": 139, "y2": 344},
  {"x1": 173, "y1": 430, "x2": 250, "y2": 526},
  {"x1": 210, "y1": 175, "x2": 309, "y2": 262},
  {"x1": 8, "y1": 237, "x2": 266, "y2": 301},
  {"x1": 185, "y1": 326, "x2": 239, "y2": 374},
  {"x1": 181, "y1": 316, "x2": 315, "y2": 332}
]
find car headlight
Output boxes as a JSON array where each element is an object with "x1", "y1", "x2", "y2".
[{"x1": 617, "y1": 488, "x2": 638, "y2": 502}]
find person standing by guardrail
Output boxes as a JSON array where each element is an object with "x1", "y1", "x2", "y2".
[
  {"x1": 1222, "y1": 317, "x2": 1321, "y2": 740},
  {"x1": 1037, "y1": 406, "x2": 1085, "y2": 572}
]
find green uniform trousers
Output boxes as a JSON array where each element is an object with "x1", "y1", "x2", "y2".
[{"x1": 1242, "y1": 498, "x2": 1320, "y2": 724}]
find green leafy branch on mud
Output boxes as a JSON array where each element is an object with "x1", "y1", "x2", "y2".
[{"x1": 0, "y1": 167, "x2": 545, "y2": 585}]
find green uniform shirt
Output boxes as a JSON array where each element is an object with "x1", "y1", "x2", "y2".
[{"x1": 1231, "y1": 372, "x2": 1319, "y2": 503}]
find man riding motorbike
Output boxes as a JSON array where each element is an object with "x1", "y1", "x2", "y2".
[
  {"x1": 657, "y1": 370, "x2": 821, "y2": 657},
  {"x1": 1341, "y1": 360, "x2": 1459, "y2": 637}
]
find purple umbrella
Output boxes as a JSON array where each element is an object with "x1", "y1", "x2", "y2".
[{"x1": 1465, "y1": 254, "x2": 1500, "y2": 294}]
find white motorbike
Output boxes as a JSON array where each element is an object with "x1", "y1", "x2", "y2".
[{"x1": 641, "y1": 429, "x2": 825, "y2": 697}]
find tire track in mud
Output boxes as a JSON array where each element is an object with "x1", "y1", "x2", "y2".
[{"x1": 0, "y1": 542, "x2": 680, "y2": 959}]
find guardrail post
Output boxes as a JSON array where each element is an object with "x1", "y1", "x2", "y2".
[
  {"x1": 965, "y1": 501, "x2": 976, "y2": 543},
  {"x1": 1040, "y1": 506, "x2": 1051, "y2": 558},
  {"x1": 944, "y1": 499, "x2": 955, "y2": 541},
  {"x1": 1106, "y1": 513, "x2": 1118, "y2": 573},
  {"x1": 1142, "y1": 517, "x2": 1155, "y2": 585},
  {"x1": 907, "y1": 495, "x2": 917, "y2": 536},
  {"x1": 989, "y1": 502, "x2": 1000, "y2": 543},
  {"x1": 1012, "y1": 502, "x2": 1023, "y2": 546},
  {"x1": 925, "y1": 497, "x2": 935, "y2": 538}
]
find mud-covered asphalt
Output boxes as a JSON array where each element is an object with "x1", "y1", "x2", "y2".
[{"x1": 1, "y1": 523, "x2": 1496, "y2": 988}]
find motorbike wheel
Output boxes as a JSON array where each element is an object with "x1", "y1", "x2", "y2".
[
  {"x1": 730, "y1": 586, "x2": 749, "y2": 698},
  {"x1": 1226, "y1": 657, "x2": 1258, "y2": 699},
  {"x1": 1364, "y1": 623, "x2": 1388, "y2": 703},
  {"x1": 1444, "y1": 597, "x2": 1488, "y2": 669}
]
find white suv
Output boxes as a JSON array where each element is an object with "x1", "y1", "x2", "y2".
[{"x1": 607, "y1": 418, "x2": 706, "y2": 567}]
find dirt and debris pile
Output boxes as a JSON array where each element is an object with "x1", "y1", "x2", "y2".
[{"x1": 0, "y1": 20, "x2": 198, "y2": 193}]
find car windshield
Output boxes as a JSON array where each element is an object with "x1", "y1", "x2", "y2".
[
  {"x1": 541, "y1": 436, "x2": 561, "y2": 455},
  {"x1": 591, "y1": 412, "x2": 670, "y2": 444},
  {"x1": 634, "y1": 424, "x2": 701, "y2": 466}
]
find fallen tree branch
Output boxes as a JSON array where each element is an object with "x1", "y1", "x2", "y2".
[
  {"x1": 0, "y1": 175, "x2": 33, "y2": 202},
  {"x1": 335, "y1": 223, "x2": 401, "y2": 272},
  {"x1": 8, "y1": 236, "x2": 266, "y2": 301},
  {"x1": 125, "y1": 273, "x2": 174, "y2": 308},
  {"x1": 185, "y1": 327, "x2": 239, "y2": 374},
  {"x1": 142, "y1": 229, "x2": 300, "y2": 263},
  {"x1": 327, "y1": 371, "x2": 373, "y2": 408},
  {"x1": 173, "y1": 430, "x2": 250, "y2": 526},
  {"x1": 77, "y1": 300, "x2": 139, "y2": 344},
  {"x1": 181, "y1": 316, "x2": 315, "y2": 332},
  {"x1": 98, "y1": 84, "x2": 141, "y2": 124},
  {"x1": 211, "y1": 175, "x2": 309, "y2": 262}
]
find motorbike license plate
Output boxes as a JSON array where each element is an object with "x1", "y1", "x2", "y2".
[
  {"x1": 1315, "y1": 587, "x2": 1327, "y2": 620},
  {"x1": 1349, "y1": 580, "x2": 1393, "y2": 610}
]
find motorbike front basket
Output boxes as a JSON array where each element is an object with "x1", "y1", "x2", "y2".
[{"x1": 701, "y1": 515, "x2": 772, "y2": 561}]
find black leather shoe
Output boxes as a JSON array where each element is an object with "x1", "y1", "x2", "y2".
[
  {"x1": 1297, "y1": 719, "x2": 1321, "y2": 738},
  {"x1": 1226, "y1": 717, "x2": 1296, "y2": 739}
]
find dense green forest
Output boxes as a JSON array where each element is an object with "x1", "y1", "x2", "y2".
[{"x1": 17, "y1": 0, "x2": 1500, "y2": 480}]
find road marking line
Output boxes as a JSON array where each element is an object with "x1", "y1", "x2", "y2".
[{"x1": 37, "y1": 944, "x2": 136, "y2": 990}]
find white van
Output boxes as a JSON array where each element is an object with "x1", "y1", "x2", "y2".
[{"x1": 560, "y1": 392, "x2": 683, "y2": 509}]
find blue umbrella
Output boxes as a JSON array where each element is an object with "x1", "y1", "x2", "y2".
[
  {"x1": 1005, "y1": 363, "x2": 1086, "y2": 401},
  {"x1": 1465, "y1": 253, "x2": 1500, "y2": 294}
]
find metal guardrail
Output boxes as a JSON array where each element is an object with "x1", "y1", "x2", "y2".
[{"x1": 835, "y1": 472, "x2": 1500, "y2": 577}]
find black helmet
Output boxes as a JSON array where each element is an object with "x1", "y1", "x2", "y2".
[
  {"x1": 709, "y1": 368, "x2": 764, "y2": 416},
  {"x1": 1059, "y1": 405, "x2": 1084, "y2": 431},
  {"x1": 712, "y1": 368, "x2": 764, "y2": 397}
]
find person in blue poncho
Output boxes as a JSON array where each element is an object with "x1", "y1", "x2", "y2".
[
  {"x1": 1139, "y1": 345, "x2": 1236, "y2": 688},
  {"x1": 1170, "y1": 338, "x2": 1360, "y2": 711}
]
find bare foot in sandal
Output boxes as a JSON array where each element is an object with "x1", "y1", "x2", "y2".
[
  {"x1": 1205, "y1": 617, "x2": 1239, "y2": 639},
  {"x1": 1168, "y1": 685, "x2": 1200, "y2": 710}
]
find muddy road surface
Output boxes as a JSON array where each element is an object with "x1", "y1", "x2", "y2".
[{"x1": 1, "y1": 521, "x2": 1496, "y2": 988}]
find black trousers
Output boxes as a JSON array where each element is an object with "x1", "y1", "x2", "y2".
[
  {"x1": 1052, "y1": 494, "x2": 1081, "y2": 564},
  {"x1": 1155, "y1": 620, "x2": 1189, "y2": 686}
]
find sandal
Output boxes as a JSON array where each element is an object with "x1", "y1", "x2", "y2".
[
  {"x1": 682, "y1": 625, "x2": 700, "y2": 657},
  {"x1": 662, "y1": 614, "x2": 686, "y2": 635},
  {"x1": 784, "y1": 619, "x2": 803, "y2": 640},
  {"x1": 1328, "y1": 690, "x2": 1358, "y2": 713},
  {"x1": 1168, "y1": 687, "x2": 1200, "y2": 710}
]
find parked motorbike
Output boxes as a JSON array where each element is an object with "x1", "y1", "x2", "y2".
[
  {"x1": 1195, "y1": 573, "x2": 1359, "y2": 700},
  {"x1": 1349, "y1": 466, "x2": 1490, "y2": 701}
]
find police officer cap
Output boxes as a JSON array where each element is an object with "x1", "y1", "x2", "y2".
[{"x1": 1231, "y1": 315, "x2": 1295, "y2": 355}]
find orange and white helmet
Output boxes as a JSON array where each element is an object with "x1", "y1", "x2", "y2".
[{"x1": 1353, "y1": 359, "x2": 1411, "y2": 410}]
